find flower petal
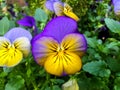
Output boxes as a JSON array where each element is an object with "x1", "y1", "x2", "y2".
[
  {"x1": 4, "y1": 49, "x2": 23, "y2": 67},
  {"x1": 13, "y1": 37, "x2": 31, "y2": 57},
  {"x1": 44, "y1": 52, "x2": 82, "y2": 76},
  {"x1": 45, "y1": 0, "x2": 61, "y2": 11},
  {"x1": 63, "y1": 3, "x2": 79, "y2": 21},
  {"x1": 53, "y1": 2, "x2": 64, "y2": 16},
  {"x1": 45, "y1": 1, "x2": 54, "y2": 11},
  {"x1": 61, "y1": 33, "x2": 87, "y2": 57},
  {"x1": 0, "y1": 37, "x2": 11, "y2": 49},
  {"x1": 62, "y1": 52, "x2": 82, "y2": 75},
  {"x1": 4, "y1": 27, "x2": 32, "y2": 42},
  {"x1": 17, "y1": 16, "x2": 36, "y2": 27},
  {"x1": 44, "y1": 53, "x2": 63, "y2": 76},
  {"x1": 32, "y1": 36, "x2": 59, "y2": 65},
  {"x1": 0, "y1": 37, "x2": 23, "y2": 67},
  {"x1": 43, "y1": 16, "x2": 77, "y2": 43}
]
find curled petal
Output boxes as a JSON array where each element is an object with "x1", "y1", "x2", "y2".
[
  {"x1": 63, "y1": 3, "x2": 79, "y2": 21},
  {"x1": 43, "y1": 16, "x2": 77, "y2": 43},
  {"x1": 44, "y1": 52, "x2": 82, "y2": 76},
  {"x1": 32, "y1": 36, "x2": 59, "y2": 65},
  {"x1": 4, "y1": 27, "x2": 32, "y2": 42},
  {"x1": 61, "y1": 33, "x2": 87, "y2": 57},
  {"x1": 13, "y1": 37, "x2": 31, "y2": 57}
]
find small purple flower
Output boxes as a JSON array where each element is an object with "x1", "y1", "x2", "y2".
[
  {"x1": 32, "y1": 16, "x2": 87, "y2": 76},
  {"x1": 17, "y1": 16, "x2": 38, "y2": 35}
]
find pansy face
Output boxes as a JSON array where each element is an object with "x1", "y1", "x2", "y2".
[
  {"x1": 32, "y1": 33, "x2": 86, "y2": 76},
  {"x1": 32, "y1": 16, "x2": 87, "y2": 76},
  {"x1": 0, "y1": 27, "x2": 32, "y2": 67}
]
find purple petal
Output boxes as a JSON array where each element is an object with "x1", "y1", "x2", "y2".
[
  {"x1": 113, "y1": 2, "x2": 120, "y2": 15},
  {"x1": 17, "y1": 16, "x2": 36, "y2": 27},
  {"x1": 112, "y1": 0, "x2": 119, "y2": 5},
  {"x1": 45, "y1": 1, "x2": 54, "y2": 11},
  {"x1": 45, "y1": 0, "x2": 62, "y2": 11},
  {"x1": 42, "y1": 16, "x2": 77, "y2": 43},
  {"x1": 4, "y1": 27, "x2": 32, "y2": 42}
]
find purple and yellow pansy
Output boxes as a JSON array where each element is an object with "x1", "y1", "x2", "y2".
[{"x1": 32, "y1": 16, "x2": 87, "y2": 76}]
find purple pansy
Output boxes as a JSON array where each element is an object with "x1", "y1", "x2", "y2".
[{"x1": 32, "y1": 16, "x2": 87, "y2": 76}]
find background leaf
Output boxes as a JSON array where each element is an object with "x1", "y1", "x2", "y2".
[
  {"x1": 83, "y1": 60, "x2": 111, "y2": 77},
  {"x1": 5, "y1": 75, "x2": 25, "y2": 90},
  {"x1": 34, "y1": 8, "x2": 48, "y2": 23},
  {"x1": 0, "y1": 17, "x2": 10, "y2": 35},
  {"x1": 105, "y1": 18, "x2": 120, "y2": 34}
]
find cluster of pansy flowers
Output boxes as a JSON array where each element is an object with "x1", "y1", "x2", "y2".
[{"x1": 0, "y1": 0, "x2": 87, "y2": 76}]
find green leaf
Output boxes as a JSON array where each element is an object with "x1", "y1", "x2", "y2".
[
  {"x1": 5, "y1": 75, "x2": 25, "y2": 90},
  {"x1": 114, "y1": 77, "x2": 120, "y2": 90},
  {"x1": 86, "y1": 37, "x2": 97, "y2": 48},
  {"x1": 34, "y1": 8, "x2": 48, "y2": 22},
  {"x1": 83, "y1": 60, "x2": 111, "y2": 77},
  {"x1": 0, "y1": 17, "x2": 10, "y2": 35},
  {"x1": 106, "y1": 57, "x2": 120, "y2": 72},
  {"x1": 105, "y1": 18, "x2": 120, "y2": 34}
]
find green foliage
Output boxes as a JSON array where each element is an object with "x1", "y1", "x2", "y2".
[
  {"x1": 34, "y1": 8, "x2": 48, "y2": 23},
  {"x1": 105, "y1": 18, "x2": 120, "y2": 35},
  {"x1": 5, "y1": 75, "x2": 25, "y2": 90},
  {"x1": 0, "y1": 17, "x2": 9, "y2": 35},
  {"x1": 83, "y1": 60, "x2": 111, "y2": 78}
]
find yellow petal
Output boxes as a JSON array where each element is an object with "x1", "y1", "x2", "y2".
[
  {"x1": 5, "y1": 49, "x2": 23, "y2": 67},
  {"x1": 61, "y1": 34, "x2": 87, "y2": 57},
  {"x1": 44, "y1": 53, "x2": 63, "y2": 76},
  {"x1": 13, "y1": 37, "x2": 31, "y2": 57},
  {"x1": 63, "y1": 3, "x2": 79, "y2": 21},
  {"x1": 62, "y1": 52, "x2": 82, "y2": 75},
  {"x1": 0, "y1": 37, "x2": 23, "y2": 67},
  {"x1": 53, "y1": 2, "x2": 64, "y2": 16},
  {"x1": 0, "y1": 37, "x2": 11, "y2": 66},
  {"x1": 0, "y1": 37, "x2": 11, "y2": 49},
  {"x1": 32, "y1": 36, "x2": 59, "y2": 65}
]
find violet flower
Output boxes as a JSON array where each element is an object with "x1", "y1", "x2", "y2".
[
  {"x1": 17, "y1": 16, "x2": 38, "y2": 35},
  {"x1": 32, "y1": 16, "x2": 87, "y2": 76}
]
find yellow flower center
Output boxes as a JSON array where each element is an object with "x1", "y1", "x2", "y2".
[
  {"x1": 57, "y1": 46, "x2": 65, "y2": 56},
  {"x1": 7, "y1": 44, "x2": 15, "y2": 55}
]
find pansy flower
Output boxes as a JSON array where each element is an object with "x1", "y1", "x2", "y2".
[
  {"x1": 0, "y1": 27, "x2": 32, "y2": 67},
  {"x1": 112, "y1": 0, "x2": 120, "y2": 15},
  {"x1": 45, "y1": 0, "x2": 79, "y2": 21},
  {"x1": 32, "y1": 16, "x2": 87, "y2": 76},
  {"x1": 17, "y1": 16, "x2": 38, "y2": 35}
]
